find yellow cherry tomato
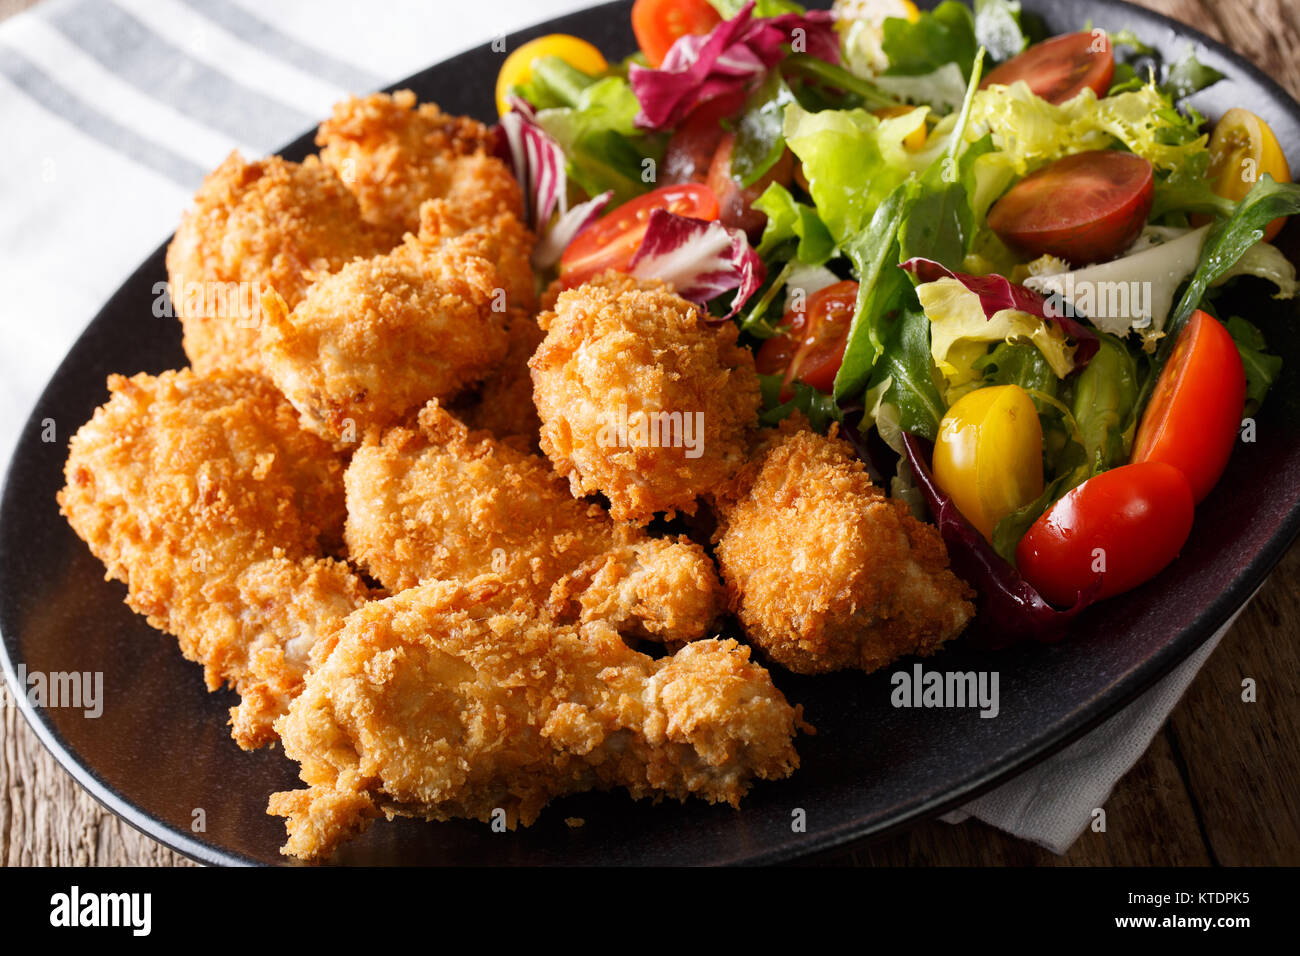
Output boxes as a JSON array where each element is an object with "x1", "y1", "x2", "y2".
[
  {"x1": 933, "y1": 385, "x2": 1045, "y2": 542},
  {"x1": 495, "y1": 34, "x2": 608, "y2": 117},
  {"x1": 872, "y1": 105, "x2": 928, "y2": 151},
  {"x1": 1207, "y1": 107, "x2": 1292, "y2": 241}
]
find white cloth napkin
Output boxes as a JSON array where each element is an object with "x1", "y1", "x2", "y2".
[{"x1": 0, "y1": 0, "x2": 1238, "y2": 858}]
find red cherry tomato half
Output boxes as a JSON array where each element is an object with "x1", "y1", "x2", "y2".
[
  {"x1": 631, "y1": 0, "x2": 722, "y2": 69},
  {"x1": 1016, "y1": 461, "x2": 1195, "y2": 608},
  {"x1": 558, "y1": 182, "x2": 720, "y2": 288},
  {"x1": 756, "y1": 280, "x2": 859, "y2": 400},
  {"x1": 988, "y1": 150, "x2": 1154, "y2": 265},
  {"x1": 706, "y1": 132, "x2": 796, "y2": 241},
  {"x1": 981, "y1": 31, "x2": 1115, "y2": 105},
  {"x1": 1132, "y1": 310, "x2": 1247, "y2": 503}
]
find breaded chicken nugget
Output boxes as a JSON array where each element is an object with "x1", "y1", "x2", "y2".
[
  {"x1": 418, "y1": 199, "x2": 537, "y2": 313},
  {"x1": 259, "y1": 230, "x2": 510, "y2": 442},
  {"x1": 344, "y1": 402, "x2": 722, "y2": 644},
  {"x1": 317, "y1": 90, "x2": 523, "y2": 244},
  {"x1": 451, "y1": 306, "x2": 545, "y2": 453},
  {"x1": 530, "y1": 272, "x2": 761, "y2": 524},
  {"x1": 547, "y1": 537, "x2": 723, "y2": 648},
  {"x1": 713, "y1": 419, "x2": 974, "y2": 674},
  {"x1": 268, "y1": 576, "x2": 804, "y2": 861},
  {"x1": 165, "y1": 152, "x2": 381, "y2": 375},
  {"x1": 57, "y1": 370, "x2": 370, "y2": 747}
]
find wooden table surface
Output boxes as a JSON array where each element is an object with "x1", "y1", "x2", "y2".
[{"x1": 2, "y1": 0, "x2": 1298, "y2": 867}]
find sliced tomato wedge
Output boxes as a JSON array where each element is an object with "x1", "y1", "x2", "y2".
[
  {"x1": 981, "y1": 31, "x2": 1115, "y2": 105},
  {"x1": 631, "y1": 0, "x2": 722, "y2": 68},
  {"x1": 558, "y1": 183, "x2": 719, "y2": 288},
  {"x1": 756, "y1": 280, "x2": 858, "y2": 400},
  {"x1": 1016, "y1": 461, "x2": 1195, "y2": 607},
  {"x1": 988, "y1": 150, "x2": 1154, "y2": 265},
  {"x1": 1132, "y1": 310, "x2": 1247, "y2": 503}
]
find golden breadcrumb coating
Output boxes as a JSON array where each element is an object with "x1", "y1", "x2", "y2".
[
  {"x1": 165, "y1": 152, "x2": 381, "y2": 375},
  {"x1": 452, "y1": 307, "x2": 546, "y2": 453},
  {"x1": 530, "y1": 272, "x2": 761, "y2": 524},
  {"x1": 547, "y1": 537, "x2": 724, "y2": 649},
  {"x1": 317, "y1": 90, "x2": 523, "y2": 245},
  {"x1": 268, "y1": 577, "x2": 804, "y2": 861},
  {"x1": 344, "y1": 402, "x2": 722, "y2": 644},
  {"x1": 418, "y1": 199, "x2": 537, "y2": 313},
  {"x1": 713, "y1": 419, "x2": 974, "y2": 674},
  {"x1": 57, "y1": 370, "x2": 370, "y2": 747},
  {"x1": 259, "y1": 230, "x2": 510, "y2": 442}
]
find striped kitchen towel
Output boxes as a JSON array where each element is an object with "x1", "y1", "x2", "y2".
[{"x1": 0, "y1": 0, "x2": 1236, "y2": 860}]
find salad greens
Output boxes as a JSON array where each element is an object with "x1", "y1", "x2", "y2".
[{"x1": 504, "y1": 0, "x2": 1300, "y2": 641}]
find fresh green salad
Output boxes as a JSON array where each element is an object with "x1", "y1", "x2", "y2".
[{"x1": 495, "y1": 0, "x2": 1300, "y2": 640}]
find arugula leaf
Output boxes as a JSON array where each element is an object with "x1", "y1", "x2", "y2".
[
  {"x1": 781, "y1": 54, "x2": 900, "y2": 111},
  {"x1": 974, "y1": 0, "x2": 1027, "y2": 63},
  {"x1": 731, "y1": 72, "x2": 796, "y2": 187},
  {"x1": 1169, "y1": 175, "x2": 1300, "y2": 330},
  {"x1": 861, "y1": 302, "x2": 948, "y2": 443},
  {"x1": 972, "y1": 342, "x2": 1058, "y2": 406},
  {"x1": 1160, "y1": 46, "x2": 1225, "y2": 100},
  {"x1": 833, "y1": 182, "x2": 914, "y2": 400},
  {"x1": 1070, "y1": 333, "x2": 1140, "y2": 474},
  {"x1": 898, "y1": 50, "x2": 989, "y2": 269},
  {"x1": 882, "y1": 1, "x2": 978, "y2": 78},
  {"x1": 752, "y1": 182, "x2": 835, "y2": 263},
  {"x1": 1225, "y1": 316, "x2": 1283, "y2": 415},
  {"x1": 758, "y1": 374, "x2": 844, "y2": 431}
]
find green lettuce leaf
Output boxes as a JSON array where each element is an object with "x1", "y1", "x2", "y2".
[{"x1": 752, "y1": 182, "x2": 836, "y2": 263}]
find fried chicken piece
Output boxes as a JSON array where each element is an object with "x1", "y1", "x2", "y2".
[
  {"x1": 259, "y1": 229, "x2": 510, "y2": 442},
  {"x1": 418, "y1": 199, "x2": 537, "y2": 313},
  {"x1": 548, "y1": 537, "x2": 723, "y2": 648},
  {"x1": 165, "y1": 152, "x2": 381, "y2": 375},
  {"x1": 344, "y1": 401, "x2": 722, "y2": 644},
  {"x1": 267, "y1": 576, "x2": 804, "y2": 861},
  {"x1": 57, "y1": 370, "x2": 370, "y2": 747},
  {"x1": 317, "y1": 90, "x2": 523, "y2": 246},
  {"x1": 530, "y1": 272, "x2": 761, "y2": 524},
  {"x1": 713, "y1": 419, "x2": 974, "y2": 674},
  {"x1": 452, "y1": 307, "x2": 545, "y2": 453}
]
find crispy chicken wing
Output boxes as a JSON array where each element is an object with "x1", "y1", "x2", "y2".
[
  {"x1": 268, "y1": 576, "x2": 804, "y2": 861},
  {"x1": 344, "y1": 401, "x2": 722, "y2": 644},
  {"x1": 57, "y1": 370, "x2": 370, "y2": 747},
  {"x1": 713, "y1": 419, "x2": 974, "y2": 674},
  {"x1": 165, "y1": 153, "x2": 381, "y2": 375},
  {"x1": 317, "y1": 90, "x2": 523, "y2": 245},
  {"x1": 259, "y1": 229, "x2": 510, "y2": 442},
  {"x1": 530, "y1": 272, "x2": 761, "y2": 524}
]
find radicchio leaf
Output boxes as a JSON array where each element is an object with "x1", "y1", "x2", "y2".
[
  {"x1": 901, "y1": 432, "x2": 1096, "y2": 649},
  {"x1": 531, "y1": 190, "x2": 612, "y2": 270},
  {"x1": 496, "y1": 97, "x2": 616, "y2": 270},
  {"x1": 629, "y1": 1, "x2": 839, "y2": 131},
  {"x1": 628, "y1": 209, "x2": 765, "y2": 317},
  {"x1": 901, "y1": 257, "x2": 1100, "y2": 368}
]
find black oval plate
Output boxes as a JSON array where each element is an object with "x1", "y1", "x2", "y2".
[{"x1": 3, "y1": 0, "x2": 1299, "y2": 866}]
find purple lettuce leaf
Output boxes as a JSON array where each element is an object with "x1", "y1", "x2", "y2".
[
  {"x1": 627, "y1": 209, "x2": 765, "y2": 318},
  {"x1": 901, "y1": 257, "x2": 1100, "y2": 369},
  {"x1": 629, "y1": 1, "x2": 838, "y2": 131},
  {"x1": 901, "y1": 432, "x2": 1096, "y2": 649}
]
